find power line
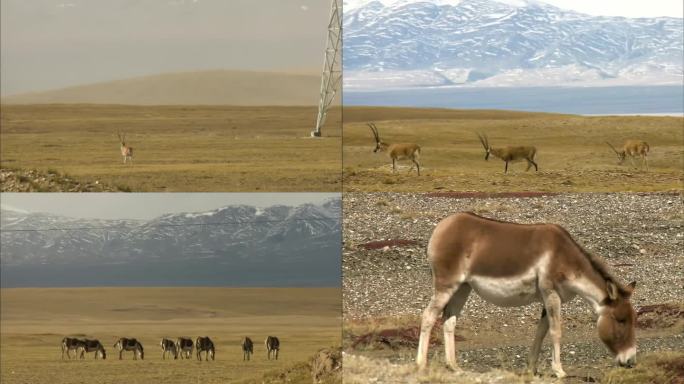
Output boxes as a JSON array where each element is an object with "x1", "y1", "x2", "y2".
[{"x1": 0, "y1": 217, "x2": 340, "y2": 233}]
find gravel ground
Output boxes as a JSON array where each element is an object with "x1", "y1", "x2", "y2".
[
  {"x1": 344, "y1": 192, "x2": 683, "y2": 320},
  {"x1": 0, "y1": 168, "x2": 124, "y2": 192}
]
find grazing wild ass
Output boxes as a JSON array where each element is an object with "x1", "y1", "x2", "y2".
[
  {"x1": 265, "y1": 336, "x2": 280, "y2": 360},
  {"x1": 117, "y1": 131, "x2": 133, "y2": 164},
  {"x1": 368, "y1": 123, "x2": 422, "y2": 175},
  {"x1": 61, "y1": 337, "x2": 85, "y2": 359},
  {"x1": 80, "y1": 339, "x2": 106, "y2": 359},
  {"x1": 477, "y1": 133, "x2": 538, "y2": 173},
  {"x1": 160, "y1": 338, "x2": 178, "y2": 360},
  {"x1": 606, "y1": 140, "x2": 650, "y2": 170},
  {"x1": 176, "y1": 337, "x2": 194, "y2": 359},
  {"x1": 114, "y1": 338, "x2": 144, "y2": 360},
  {"x1": 242, "y1": 337, "x2": 254, "y2": 361},
  {"x1": 195, "y1": 337, "x2": 215, "y2": 361},
  {"x1": 416, "y1": 212, "x2": 637, "y2": 378}
]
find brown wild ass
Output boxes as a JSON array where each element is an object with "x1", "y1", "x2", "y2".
[
  {"x1": 265, "y1": 336, "x2": 280, "y2": 360},
  {"x1": 606, "y1": 140, "x2": 650, "y2": 170},
  {"x1": 176, "y1": 337, "x2": 193, "y2": 359},
  {"x1": 160, "y1": 338, "x2": 178, "y2": 360},
  {"x1": 477, "y1": 133, "x2": 537, "y2": 173},
  {"x1": 195, "y1": 336, "x2": 215, "y2": 361},
  {"x1": 242, "y1": 337, "x2": 254, "y2": 361},
  {"x1": 368, "y1": 123, "x2": 422, "y2": 175},
  {"x1": 80, "y1": 339, "x2": 106, "y2": 359},
  {"x1": 417, "y1": 212, "x2": 637, "y2": 378},
  {"x1": 114, "y1": 338, "x2": 144, "y2": 360},
  {"x1": 117, "y1": 131, "x2": 133, "y2": 164}
]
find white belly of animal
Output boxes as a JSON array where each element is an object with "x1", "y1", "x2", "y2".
[{"x1": 469, "y1": 274, "x2": 539, "y2": 307}]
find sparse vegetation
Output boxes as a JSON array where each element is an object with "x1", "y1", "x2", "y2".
[
  {"x1": 343, "y1": 107, "x2": 683, "y2": 192},
  {"x1": 0, "y1": 104, "x2": 342, "y2": 192},
  {"x1": 601, "y1": 352, "x2": 684, "y2": 384}
]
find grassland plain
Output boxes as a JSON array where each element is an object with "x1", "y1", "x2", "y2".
[
  {"x1": 343, "y1": 107, "x2": 683, "y2": 192},
  {"x1": 0, "y1": 104, "x2": 341, "y2": 192},
  {"x1": 0, "y1": 287, "x2": 341, "y2": 384}
]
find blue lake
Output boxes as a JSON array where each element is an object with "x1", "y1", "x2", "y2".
[{"x1": 343, "y1": 85, "x2": 684, "y2": 115}]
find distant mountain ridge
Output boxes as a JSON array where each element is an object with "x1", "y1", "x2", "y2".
[
  {"x1": 0, "y1": 200, "x2": 341, "y2": 287},
  {"x1": 1, "y1": 70, "x2": 321, "y2": 105},
  {"x1": 343, "y1": 0, "x2": 683, "y2": 88}
]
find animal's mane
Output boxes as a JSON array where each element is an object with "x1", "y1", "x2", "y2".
[{"x1": 555, "y1": 226, "x2": 628, "y2": 293}]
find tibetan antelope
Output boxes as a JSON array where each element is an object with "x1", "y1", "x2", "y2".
[
  {"x1": 160, "y1": 338, "x2": 178, "y2": 360},
  {"x1": 195, "y1": 336, "x2": 215, "y2": 361},
  {"x1": 606, "y1": 140, "x2": 650, "y2": 170},
  {"x1": 176, "y1": 337, "x2": 193, "y2": 359},
  {"x1": 242, "y1": 337, "x2": 253, "y2": 361},
  {"x1": 61, "y1": 337, "x2": 85, "y2": 359},
  {"x1": 79, "y1": 339, "x2": 106, "y2": 360},
  {"x1": 265, "y1": 336, "x2": 280, "y2": 360},
  {"x1": 114, "y1": 338, "x2": 144, "y2": 360},
  {"x1": 117, "y1": 131, "x2": 133, "y2": 164},
  {"x1": 368, "y1": 123, "x2": 422, "y2": 175},
  {"x1": 477, "y1": 133, "x2": 537, "y2": 173},
  {"x1": 416, "y1": 212, "x2": 637, "y2": 378}
]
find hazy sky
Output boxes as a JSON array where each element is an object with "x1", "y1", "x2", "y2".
[
  {"x1": 1, "y1": 0, "x2": 331, "y2": 95},
  {"x1": 343, "y1": 0, "x2": 684, "y2": 17},
  {"x1": 0, "y1": 193, "x2": 339, "y2": 220}
]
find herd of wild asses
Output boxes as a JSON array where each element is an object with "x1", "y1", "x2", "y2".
[
  {"x1": 61, "y1": 335, "x2": 281, "y2": 362},
  {"x1": 367, "y1": 123, "x2": 651, "y2": 174}
]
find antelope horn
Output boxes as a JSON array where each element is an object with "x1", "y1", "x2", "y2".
[
  {"x1": 476, "y1": 132, "x2": 489, "y2": 150},
  {"x1": 367, "y1": 123, "x2": 379, "y2": 142},
  {"x1": 606, "y1": 141, "x2": 619, "y2": 154}
]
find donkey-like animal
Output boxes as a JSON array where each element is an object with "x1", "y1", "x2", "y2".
[
  {"x1": 477, "y1": 133, "x2": 537, "y2": 173},
  {"x1": 195, "y1": 337, "x2": 215, "y2": 361},
  {"x1": 416, "y1": 212, "x2": 637, "y2": 378},
  {"x1": 606, "y1": 140, "x2": 650, "y2": 170},
  {"x1": 61, "y1": 337, "x2": 85, "y2": 359},
  {"x1": 160, "y1": 338, "x2": 178, "y2": 360},
  {"x1": 117, "y1": 131, "x2": 133, "y2": 164},
  {"x1": 265, "y1": 336, "x2": 280, "y2": 360},
  {"x1": 114, "y1": 338, "x2": 144, "y2": 360},
  {"x1": 176, "y1": 337, "x2": 193, "y2": 359},
  {"x1": 368, "y1": 123, "x2": 422, "y2": 175},
  {"x1": 242, "y1": 337, "x2": 254, "y2": 361},
  {"x1": 80, "y1": 339, "x2": 106, "y2": 360}
]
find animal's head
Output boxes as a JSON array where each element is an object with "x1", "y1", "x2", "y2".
[
  {"x1": 367, "y1": 123, "x2": 387, "y2": 153},
  {"x1": 597, "y1": 280, "x2": 637, "y2": 368},
  {"x1": 113, "y1": 339, "x2": 121, "y2": 349},
  {"x1": 100, "y1": 348, "x2": 107, "y2": 360},
  {"x1": 606, "y1": 142, "x2": 626, "y2": 164},
  {"x1": 117, "y1": 131, "x2": 126, "y2": 146},
  {"x1": 477, "y1": 133, "x2": 491, "y2": 160}
]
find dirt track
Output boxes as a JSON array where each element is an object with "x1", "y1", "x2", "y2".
[{"x1": 342, "y1": 192, "x2": 684, "y2": 382}]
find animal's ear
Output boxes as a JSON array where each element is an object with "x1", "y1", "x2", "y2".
[
  {"x1": 624, "y1": 281, "x2": 636, "y2": 297},
  {"x1": 606, "y1": 280, "x2": 619, "y2": 301}
]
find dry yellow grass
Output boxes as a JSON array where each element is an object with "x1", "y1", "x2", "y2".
[
  {"x1": 0, "y1": 104, "x2": 341, "y2": 191},
  {"x1": 0, "y1": 287, "x2": 341, "y2": 384},
  {"x1": 343, "y1": 107, "x2": 683, "y2": 192}
]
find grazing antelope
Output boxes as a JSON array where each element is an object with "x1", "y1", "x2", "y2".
[
  {"x1": 265, "y1": 336, "x2": 280, "y2": 360},
  {"x1": 176, "y1": 337, "x2": 193, "y2": 359},
  {"x1": 79, "y1": 339, "x2": 106, "y2": 360},
  {"x1": 61, "y1": 337, "x2": 85, "y2": 359},
  {"x1": 477, "y1": 133, "x2": 537, "y2": 173},
  {"x1": 416, "y1": 212, "x2": 637, "y2": 378},
  {"x1": 117, "y1": 131, "x2": 133, "y2": 164},
  {"x1": 114, "y1": 338, "x2": 144, "y2": 360},
  {"x1": 606, "y1": 140, "x2": 650, "y2": 170},
  {"x1": 242, "y1": 337, "x2": 254, "y2": 361},
  {"x1": 368, "y1": 123, "x2": 422, "y2": 175},
  {"x1": 195, "y1": 336, "x2": 215, "y2": 361},
  {"x1": 160, "y1": 338, "x2": 178, "y2": 360}
]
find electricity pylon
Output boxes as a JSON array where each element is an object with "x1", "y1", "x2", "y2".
[{"x1": 311, "y1": 0, "x2": 341, "y2": 137}]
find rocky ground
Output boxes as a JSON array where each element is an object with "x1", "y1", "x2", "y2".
[
  {"x1": 343, "y1": 192, "x2": 683, "y2": 383},
  {"x1": 0, "y1": 168, "x2": 125, "y2": 192}
]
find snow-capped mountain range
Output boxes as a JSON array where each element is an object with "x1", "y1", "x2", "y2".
[
  {"x1": 343, "y1": 0, "x2": 683, "y2": 88},
  {"x1": 0, "y1": 200, "x2": 341, "y2": 287}
]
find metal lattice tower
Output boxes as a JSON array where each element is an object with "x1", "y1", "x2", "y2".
[{"x1": 311, "y1": 0, "x2": 342, "y2": 137}]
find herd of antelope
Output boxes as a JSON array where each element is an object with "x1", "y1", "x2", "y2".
[
  {"x1": 61, "y1": 335, "x2": 280, "y2": 362},
  {"x1": 366, "y1": 123, "x2": 651, "y2": 174}
]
